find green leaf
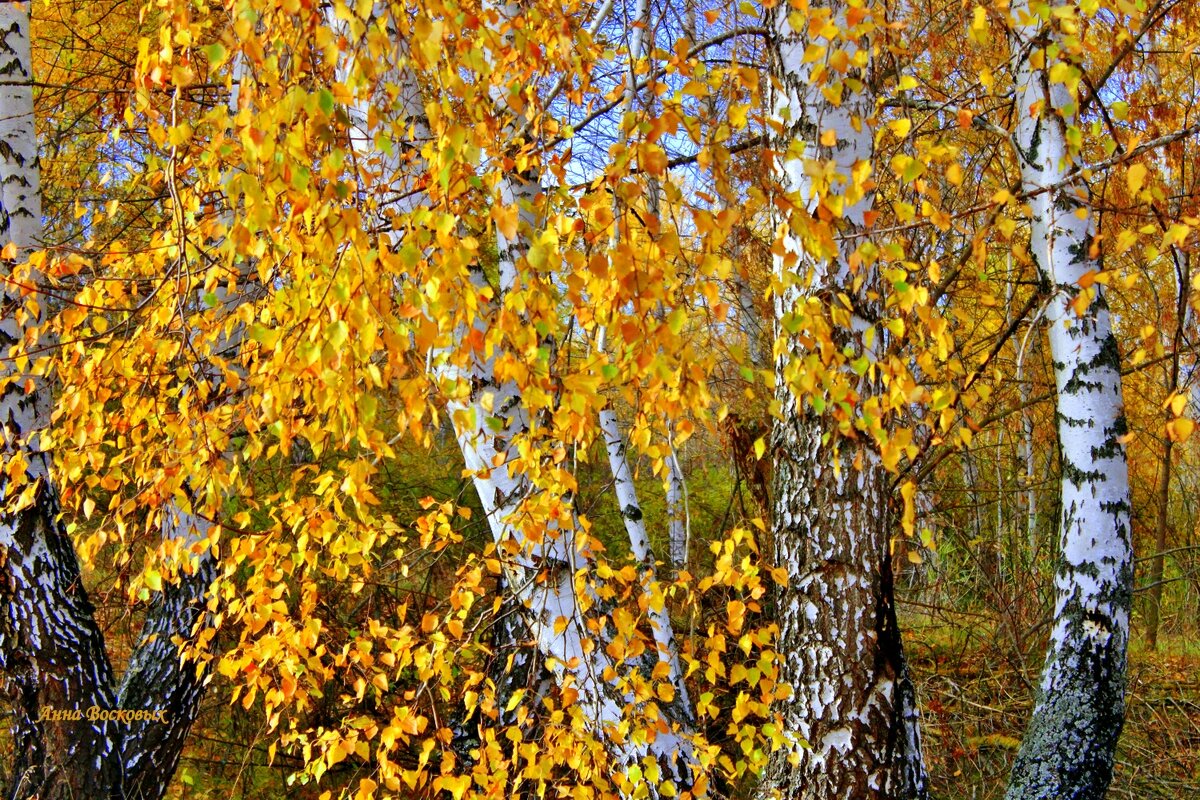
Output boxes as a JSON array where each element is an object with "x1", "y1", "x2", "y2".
[
  {"x1": 357, "y1": 394, "x2": 378, "y2": 422},
  {"x1": 145, "y1": 569, "x2": 163, "y2": 592},
  {"x1": 317, "y1": 88, "x2": 335, "y2": 117},
  {"x1": 202, "y1": 43, "x2": 227, "y2": 71}
]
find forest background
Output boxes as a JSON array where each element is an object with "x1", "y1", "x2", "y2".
[{"x1": 1, "y1": 0, "x2": 1199, "y2": 798}]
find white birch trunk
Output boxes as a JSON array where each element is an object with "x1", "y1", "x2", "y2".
[
  {"x1": 1021, "y1": 374, "x2": 1038, "y2": 552},
  {"x1": 1005, "y1": 8, "x2": 1134, "y2": 799},
  {"x1": 665, "y1": 431, "x2": 688, "y2": 574},
  {"x1": 756, "y1": 3, "x2": 927, "y2": 797},
  {"x1": 330, "y1": 2, "x2": 694, "y2": 786},
  {"x1": 599, "y1": 409, "x2": 693, "y2": 720}
]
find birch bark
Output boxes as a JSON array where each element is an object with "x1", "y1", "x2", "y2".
[
  {"x1": 665, "y1": 431, "x2": 688, "y2": 574},
  {"x1": 1005, "y1": 5, "x2": 1135, "y2": 798}
]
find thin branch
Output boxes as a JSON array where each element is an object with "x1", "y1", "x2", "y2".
[{"x1": 885, "y1": 96, "x2": 1013, "y2": 142}]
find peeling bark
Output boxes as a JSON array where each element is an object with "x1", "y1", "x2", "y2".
[{"x1": 756, "y1": 2, "x2": 927, "y2": 798}]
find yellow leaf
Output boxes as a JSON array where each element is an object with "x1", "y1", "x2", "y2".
[
  {"x1": 829, "y1": 47, "x2": 849, "y2": 73},
  {"x1": 493, "y1": 204, "x2": 518, "y2": 241},
  {"x1": 1163, "y1": 223, "x2": 1191, "y2": 249},
  {"x1": 1114, "y1": 229, "x2": 1138, "y2": 255},
  {"x1": 1168, "y1": 417, "x2": 1195, "y2": 443},
  {"x1": 1070, "y1": 290, "x2": 1091, "y2": 316},
  {"x1": 435, "y1": 775, "x2": 470, "y2": 800},
  {"x1": 900, "y1": 480, "x2": 917, "y2": 536},
  {"x1": 145, "y1": 569, "x2": 163, "y2": 592},
  {"x1": 326, "y1": 320, "x2": 348, "y2": 349},
  {"x1": 638, "y1": 142, "x2": 669, "y2": 175},
  {"x1": 726, "y1": 600, "x2": 746, "y2": 633},
  {"x1": 969, "y1": 5, "x2": 989, "y2": 43},
  {"x1": 1127, "y1": 163, "x2": 1147, "y2": 195}
]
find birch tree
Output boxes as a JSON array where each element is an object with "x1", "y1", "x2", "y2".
[
  {"x1": 755, "y1": 1, "x2": 927, "y2": 797},
  {"x1": 1004, "y1": 3, "x2": 1135, "y2": 797},
  {"x1": 0, "y1": 3, "x2": 218, "y2": 798},
  {"x1": 0, "y1": 6, "x2": 121, "y2": 792}
]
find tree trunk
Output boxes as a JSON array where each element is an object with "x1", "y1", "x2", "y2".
[
  {"x1": 756, "y1": 3, "x2": 927, "y2": 798},
  {"x1": 1005, "y1": 8, "x2": 1135, "y2": 798},
  {"x1": 116, "y1": 509, "x2": 215, "y2": 800},
  {"x1": 1146, "y1": 211, "x2": 1189, "y2": 652},
  {"x1": 600, "y1": 408, "x2": 693, "y2": 721},
  {"x1": 665, "y1": 431, "x2": 688, "y2": 574}
]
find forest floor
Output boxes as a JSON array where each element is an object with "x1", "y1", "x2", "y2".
[{"x1": 907, "y1": 613, "x2": 1200, "y2": 799}]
